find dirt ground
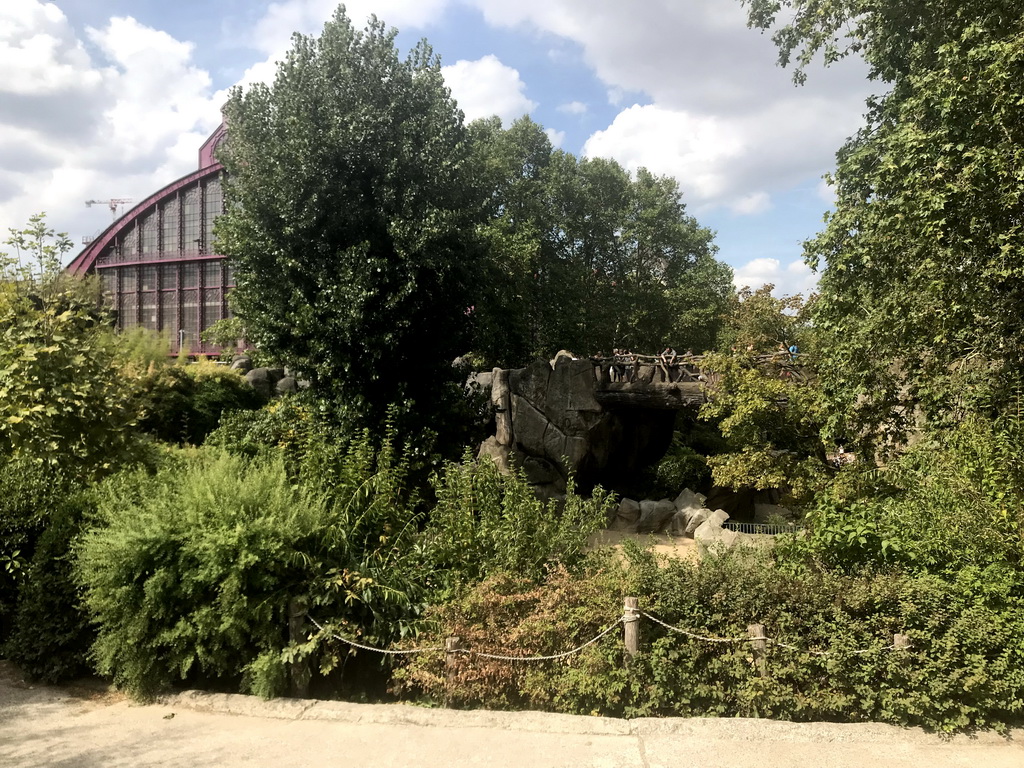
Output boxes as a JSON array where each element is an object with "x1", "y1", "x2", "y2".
[{"x1": 586, "y1": 529, "x2": 700, "y2": 560}]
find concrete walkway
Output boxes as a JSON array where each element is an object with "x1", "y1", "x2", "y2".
[{"x1": 2, "y1": 667, "x2": 1022, "y2": 767}]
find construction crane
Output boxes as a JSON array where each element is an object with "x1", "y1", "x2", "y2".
[{"x1": 85, "y1": 198, "x2": 133, "y2": 220}]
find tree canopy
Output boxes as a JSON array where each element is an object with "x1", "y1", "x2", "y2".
[
  {"x1": 218, "y1": 8, "x2": 482, "y2": 435},
  {"x1": 743, "y1": 1, "x2": 1024, "y2": 448},
  {"x1": 468, "y1": 116, "x2": 729, "y2": 366}
]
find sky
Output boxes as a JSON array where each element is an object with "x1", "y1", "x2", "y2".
[{"x1": 0, "y1": 0, "x2": 874, "y2": 296}]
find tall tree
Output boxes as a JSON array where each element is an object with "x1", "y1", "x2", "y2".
[
  {"x1": 218, "y1": 7, "x2": 482, "y2": 435},
  {"x1": 468, "y1": 117, "x2": 726, "y2": 365},
  {"x1": 743, "y1": 1, "x2": 1024, "y2": 447}
]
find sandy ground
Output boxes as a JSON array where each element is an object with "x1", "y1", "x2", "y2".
[
  {"x1": 2, "y1": 662, "x2": 1023, "y2": 768},
  {"x1": 586, "y1": 529, "x2": 699, "y2": 561}
]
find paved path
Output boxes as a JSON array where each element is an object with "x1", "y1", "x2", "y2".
[{"x1": 2, "y1": 666, "x2": 1022, "y2": 768}]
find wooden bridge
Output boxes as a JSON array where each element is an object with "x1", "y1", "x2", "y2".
[{"x1": 588, "y1": 352, "x2": 806, "y2": 410}]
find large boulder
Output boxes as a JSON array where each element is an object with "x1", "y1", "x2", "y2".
[
  {"x1": 753, "y1": 503, "x2": 795, "y2": 524},
  {"x1": 275, "y1": 376, "x2": 297, "y2": 395},
  {"x1": 609, "y1": 497, "x2": 641, "y2": 532},
  {"x1": 229, "y1": 355, "x2": 253, "y2": 373},
  {"x1": 478, "y1": 437, "x2": 511, "y2": 474},
  {"x1": 244, "y1": 367, "x2": 274, "y2": 400},
  {"x1": 636, "y1": 499, "x2": 677, "y2": 534}
]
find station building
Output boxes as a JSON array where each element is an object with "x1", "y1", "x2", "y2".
[{"x1": 68, "y1": 124, "x2": 233, "y2": 355}]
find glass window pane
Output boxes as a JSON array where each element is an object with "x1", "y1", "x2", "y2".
[
  {"x1": 181, "y1": 262, "x2": 199, "y2": 289},
  {"x1": 183, "y1": 187, "x2": 201, "y2": 254},
  {"x1": 161, "y1": 197, "x2": 179, "y2": 256},
  {"x1": 202, "y1": 259, "x2": 221, "y2": 287},
  {"x1": 100, "y1": 269, "x2": 116, "y2": 295},
  {"x1": 120, "y1": 265, "x2": 138, "y2": 292},
  {"x1": 119, "y1": 293, "x2": 138, "y2": 330},
  {"x1": 161, "y1": 294, "x2": 177, "y2": 335},
  {"x1": 122, "y1": 226, "x2": 139, "y2": 260},
  {"x1": 224, "y1": 261, "x2": 235, "y2": 286},
  {"x1": 140, "y1": 265, "x2": 157, "y2": 291},
  {"x1": 141, "y1": 213, "x2": 158, "y2": 255},
  {"x1": 181, "y1": 290, "x2": 199, "y2": 349},
  {"x1": 160, "y1": 263, "x2": 178, "y2": 289},
  {"x1": 204, "y1": 178, "x2": 222, "y2": 252},
  {"x1": 141, "y1": 292, "x2": 158, "y2": 331},
  {"x1": 203, "y1": 288, "x2": 223, "y2": 328}
]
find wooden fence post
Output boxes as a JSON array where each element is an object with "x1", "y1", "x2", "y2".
[
  {"x1": 445, "y1": 636, "x2": 462, "y2": 707},
  {"x1": 748, "y1": 623, "x2": 768, "y2": 677},
  {"x1": 288, "y1": 597, "x2": 309, "y2": 699},
  {"x1": 624, "y1": 597, "x2": 640, "y2": 661}
]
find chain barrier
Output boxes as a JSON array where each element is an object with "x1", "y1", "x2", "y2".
[
  {"x1": 642, "y1": 611, "x2": 893, "y2": 657},
  {"x1": 307, "y1": 614, "x2": 625, "y2": 663},
  {"x1": 307, "y1": 609, "x2": 900, "y2": 663}
]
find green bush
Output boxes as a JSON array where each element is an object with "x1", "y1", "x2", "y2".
[
  {"x1": 77, "y1": 436, "x2": 424, "y2": 700},
  {"x1": 0, "y1": 459, "x2": 75, "y2": 642},
  {"x1": 135, "y1": 360, "x2": 262, "y2": 445},
  {"x1": 790, "y1": 416, "x2": 1024, "y2": 578},
  {"x1": 398, "y1": 546, "x2": 1024, "y2": 732},
  {"x1": 421, "y1": 455, "x2": 613, "y2": 598},
  {"x1": 3, "y1": 493, "x2": 95, "y2": 682}
]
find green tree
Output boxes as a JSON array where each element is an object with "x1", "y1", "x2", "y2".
[
  {"x1": 218, "y1": 7, "x2": 482, "y2": 436},
  {"x1": 742, "y1": 1, "x2": 1024, "y2": 448},
  {"x1": 468, "y1": 116, "x2": 726, "y2": 365}
]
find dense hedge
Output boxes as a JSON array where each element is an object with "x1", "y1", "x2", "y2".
[{"x1": 397, "y1": 547, "x2": 1024, "y2": 732}]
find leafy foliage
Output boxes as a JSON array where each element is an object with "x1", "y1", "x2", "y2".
[
  {"x1": 3, "y1": 493, "x2": 95, "y2": 682},
  {"x1": 790, "y1": 415, "x2": 1024, "y2": 577},
  {"x1": 421, "y1": 455, "x2": 613, "y2": 598},
  {"x1": 218, "y1": 8, "x2": 481, "y2": 440},
  {"x1": 468, "y1": 116, "x2": 728, "y2": 365},
  {"x1": 697, "y1": 352, "x2": 829, "y2": 502},
  {"x1": 1, "y1": 216, "x2": 141, "y2": 475},
  {"x1": 77, "y1": 435, "x2": 424, "y2": 700},
  {"x1": 134, "y1": 359, "x2": 261, "y2": 445},
  {"x1": 743, "y1": 2, "x2": 1024, "y2": 445},
  {"x1": 400, "y1": 546, "x2": 1024, "y2": 732}
]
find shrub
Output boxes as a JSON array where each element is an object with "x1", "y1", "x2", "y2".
[
  {"x1": 421, "y1": 455, "x2": 613, "y2": 599},
  {"x1": 398, "y1": 545, "x2": 1024, "y2": 732},
  {"x1": 0, "y1": 459, "x2": 75, "y2": 642},
  {"x1": 789, "y1": 415, "x2": 1024, "y2": 578},
  {"x1": 134, "y1": 360, "x2": 262, "y2": 445},
  {"x1": 3, "y1": 493, "x2": 95, "y2": 682},
  {"x1": 393, "y1": 553, "x2": 627, "y2": 710},
  {"x1": 77, "y1": 435, "x2": 424, "y2": 700}
]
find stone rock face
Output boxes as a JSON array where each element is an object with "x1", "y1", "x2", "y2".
[
  {"x1": 244, "y1": 367, "x2": 274, "y2": 400},
  {"x1": 480, "y1": 356, "x2": 675, "y2": 500},
  {"x1": 694, "y1": 509, "x2": 779, "y2": 557},
  {"x1": 753, "y1": 503, "x2": 795, "y2": 524},
  {"x1": 636, "y1": 499, "x2": 678, "y2": 534},
  {"x1": 609, "y1": 498, "x2": 641, "y2": 531},
  {"x1": 478, "y1": 437, "x2": 511, "y2": 474},
  {"x1": 276, "y1": 376, "x2": 297, "y2": 395},
  {"x1": 230, "y1": 355, "x2": 253, "y2": 373}
]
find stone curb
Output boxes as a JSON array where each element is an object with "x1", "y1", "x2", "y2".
[{"x1": 163, "y1": 690, "x2": 1024, "y2": 747}]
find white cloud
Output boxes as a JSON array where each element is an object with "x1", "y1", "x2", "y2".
[
  {"x1": 732, "y1": 257, "x2": 818, "y2": 297},
  {"x1": 251, "y1": 0, "x2": 449, "y2": 58},
  {"x1": 544, "y1": 127, "x2": 566, "y2": 147},
  {"x1": 442, "y1": 55, "x2": 536, "y2": 125},
  {"x1": 468, "y1": 0, "x2": 869, "y2": 212},
  {"x1": 557, "y1": 100, "x2": 587, "y2": 115},
  {"x1": 583, "y1": 104, "x2": 744, "y2": 201},
  {"x1": 731, "y1": 191, "x2": 772, "y2": 215},
  {"x1": 0, "y1": 3, "x2": 220, "y2": 249}
]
